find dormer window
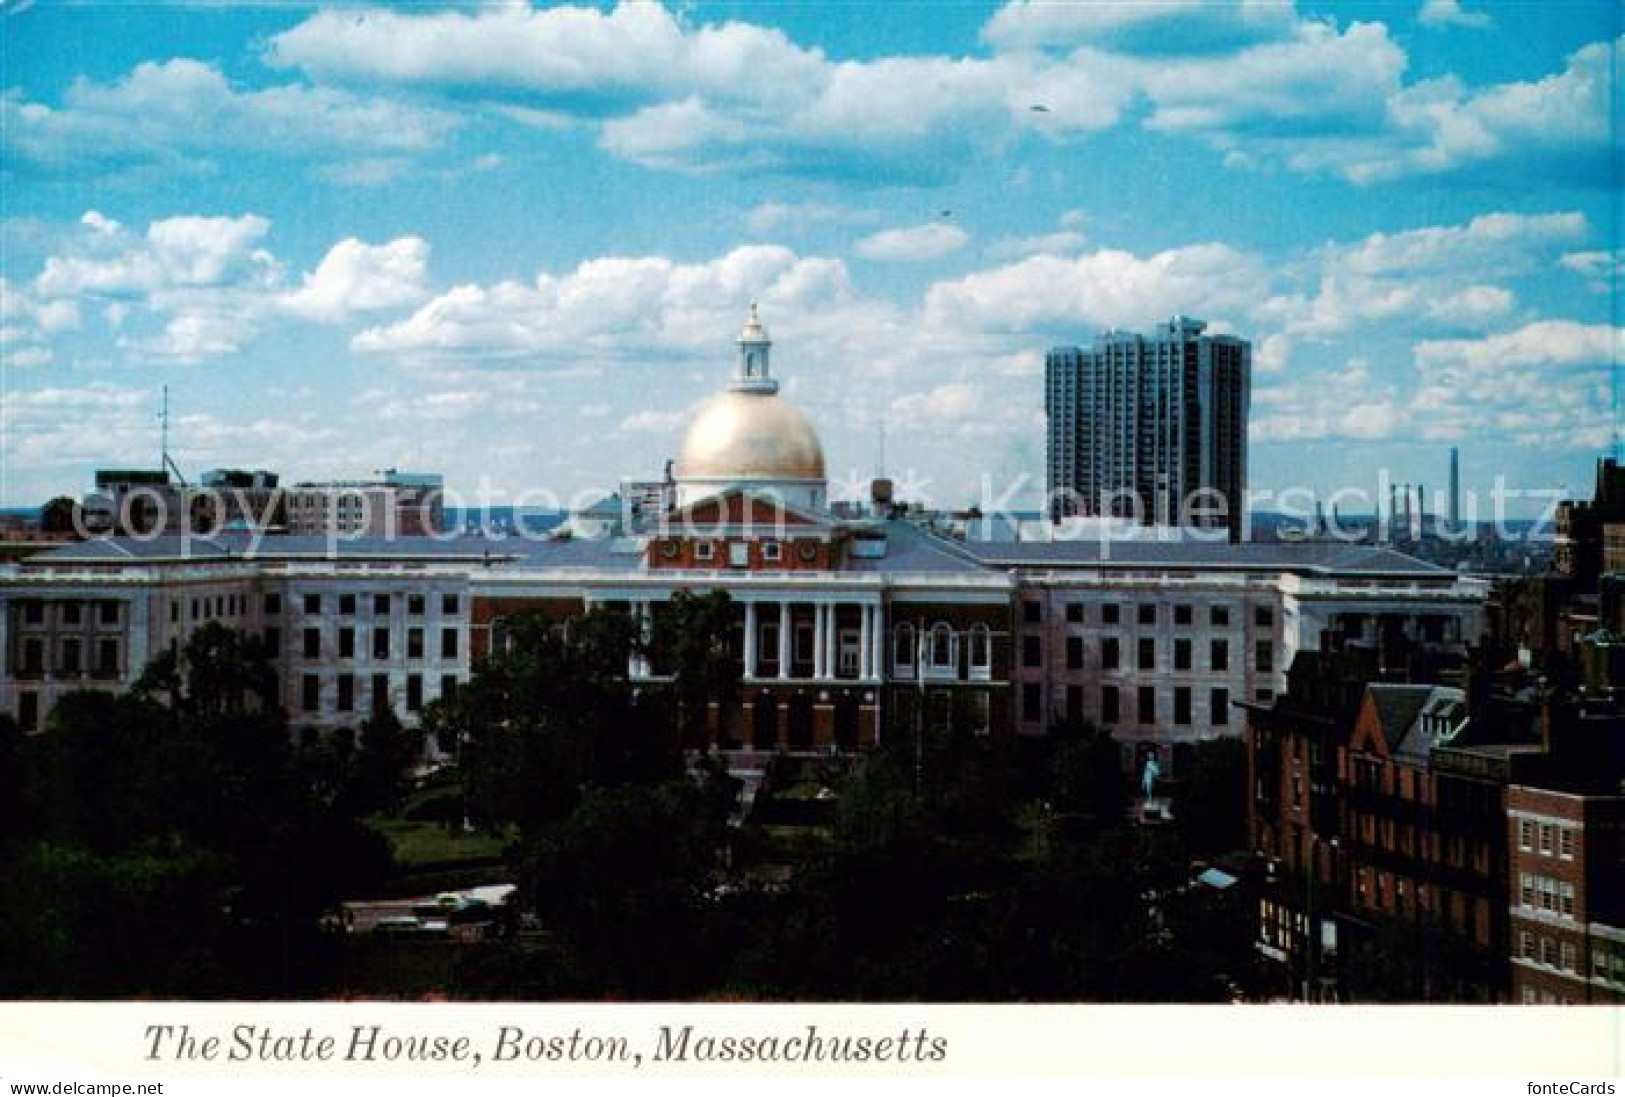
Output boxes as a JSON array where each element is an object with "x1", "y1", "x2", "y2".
[
  {"x1": 695, "y1": 541, "x2": 715, "y2": 562},
  {"x1": 762, "y1": 541, "x2": 782, "y2": 563}
]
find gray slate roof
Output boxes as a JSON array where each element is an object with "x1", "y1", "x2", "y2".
[
  {"x1": 959, "y1": 538, "x2": 1448, "y2": 576},
  {"x1": 21, "y1": 523, "x2": 1448, "y2": 581}
]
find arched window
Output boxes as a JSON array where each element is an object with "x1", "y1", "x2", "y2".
[
  {"x1": 929, "y1": 623, "x2": 956, "y2": 672},
  {"x1": 968, "y1": 624, "x2": 991, "y2": 673},
  {"x1": 894, "y1": 623, "x2": 915, "y2": 672}
]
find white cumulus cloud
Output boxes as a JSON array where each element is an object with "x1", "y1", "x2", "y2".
[{"x1": 854, "y1": 223, "x2": 968, "y2": 263}]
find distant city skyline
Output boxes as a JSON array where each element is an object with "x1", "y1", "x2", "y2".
[{"x1": 2, "y1": 1, "x2": 1620, "y2": 517}]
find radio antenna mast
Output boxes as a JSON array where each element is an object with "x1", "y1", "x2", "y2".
[{"x1": 161, "y1": 385, "x2": 188, "y2": 486}]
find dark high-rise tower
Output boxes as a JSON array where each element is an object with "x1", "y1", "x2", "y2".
[
  {"x1": 1045, "y1": 316, "x2": 1250, "y2": 540},
  {"x1": 1449, "y1": 446, "x2": 1461, "y2": 525}
]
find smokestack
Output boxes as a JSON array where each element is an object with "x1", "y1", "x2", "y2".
[{"x1": 1449, "y1": 447, "x2": 1460, "y2": 525}]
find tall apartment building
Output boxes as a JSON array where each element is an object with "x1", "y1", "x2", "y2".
[{"x1": 1046, "y1": 316, "x2": 1250, "y2": 540}]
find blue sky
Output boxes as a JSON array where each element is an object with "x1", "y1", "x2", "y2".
[{"x1": 2, "y1": 0, "x2": 1620, "y2": 518}]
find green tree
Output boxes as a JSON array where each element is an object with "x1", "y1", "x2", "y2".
[
  {"x1": 521, "y1": 779, "x2": 731, "y2": 997},
  {"x1": 39, "y1": 496, "x2": 82, "y2": 536},
  {"x1": 345, "y1": 705, "x2": 422, "y2": 816},
  {"x1": 647, "y1": 590, "x2": 740, "y2": 750},
  {"x1": 1172, "y1": 737, "x2": 1248, "y2": 857},
  {"x1": 0, "y1": 624, "x2": 390, "y2": 997}
]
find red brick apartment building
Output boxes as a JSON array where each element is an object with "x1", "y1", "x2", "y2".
[{"x1": 1508, "y1": 784, "x2": 1625, "y2": 1003}]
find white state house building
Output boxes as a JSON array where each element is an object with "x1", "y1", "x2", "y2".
[{"x1": 0, "y1": 309, "x2": 1487, "y2": 776}]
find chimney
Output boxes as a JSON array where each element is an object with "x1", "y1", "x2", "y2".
[{"x1": 870, "y1": 477, "x2": 895, "y2": 519}]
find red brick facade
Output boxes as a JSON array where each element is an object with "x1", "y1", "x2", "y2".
[{"x1": 1508, "y1": 786, "x2": 1625, "y2": 1004}]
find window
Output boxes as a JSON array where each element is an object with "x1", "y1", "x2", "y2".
[
  {"x1": 339, "y1": 628, "x2": 355, "y2": 658},
  {"x1": 1138, "y1": 686, "x2": 1155, "y2": 724},
  {"x1": 1102, "y1": 604, "x2": 1120, "y2": 625},
  {"x1": 1256, "y1": 605, "x2": 1274, "y2": 627},
  {"x1": 408, "y1": 594, "x2": 425, "y2": 615},
  {"x1": 62, "y1": 602, "x2": 82, "y2": 626},
  {"x1": 337, "y1": 674, "x2": 354, "y2": 712},
  {"x1": 1520, "y1": 931, "x2": 1536, "y2": 961},
  {"x1": 1022, "y1": 635, "x2": 1042, "y2": 668},
  {"x1": 264, "y1": 626, "x2": 281, "y2": 654},
  {"x1": 1066, "y1": 635, "x2": 1084, "y2": 670},
  {"x1": 59, "y1": 639, "x2": 81, "y2": 675},
  {"x1": 339, "y1": 594, "x2": 356, "y2": 615},
  {"x1": 374, "y1": 593, "x2": 391, "y2": 615},
  {"x1": 21, "y1": 638, "x2": 44, "y2": 674},
  {"x1": 191, "y1": 599, "x2": 201, "y2": 621},
  {"x1": 1174, "y1": 638, "x2": 1191, "y2": 671},
  {"x1": 1066, "y1": 685, "x2": 1083, "y2": 723},
  {"x1": 1174, "y1": 604, "x2": 1192, "y2": 626},
  {"x1": 303, "y1": 628, "x2": 321, "y2": 659},
  {"x1": 406, "y1": 674, "x2": 423, "y2": 712},
  {"x1": 373, "y1": 628, "x2": 390, "y2": 660},
  {"x1": 929, "y1": 624, "x2": 955, "y2": 670},
  {"x1": 264, "y1": 593, "x2": 281, "y2": 615},
  {"x1": 1519, "y1": 820, "x2": 1535, "y2": 852},
  {"x1": 304, "y1": 593, "x2": 321, "y2": 614},
  {"x1": 1559, "y1": 828, "x2": 1574, "y2": 860},
  {"x1": 1065, "y1": 603, "x2": 1084, "y2": 624},
  {"x1": 1211, "y1": 687, "x2": 1229, "y2": 725},
  {"x1": 22, "y1": 600, "x2": 43, "y2": 625},
  {"x1": 969, "y1": 625, "x2": 991, "y2": 671},
  {"x1": 761, "y1": 541, "x2": 781, "y2": 563},
  {"x1": 1022, "y1": 683, "x2": 1042, "y2": 723},
  {"x1": 97, "y1": 639, "x2": 118, "y2": 677},
  {"x1": 1138, "y1": 637, "x2": 1155, "y2": 670},
  {"x1": 442, "y1": 628, "x2": 459, "y2": 659},
  {"x1": 1256, "y1": 640, "x2": 1274, "y2": 674},
  {"x1": 443, "y1": 594, "x2": 460, "y2": 615},
  {"x1": 1561, "y1": 940, "x2": 1577, "y2": 972},
  {"x1": 1138, "y1": 603, "x2": 1156, "y2": 626},
  {"x1": 729, "y1": 542, "x2": 749, "y2": 568},
  {"x1": 1174, "y1": 686, "x2": 1191, "y2": 725},
  {"x1": 302, "y1": 674, "x2": 320, "y2": 713},
  {"x1": 1102, "y1": 637, "x2": 1119, "y2": 670},
  {"x1": 1101, "y1": 686, "x2": 1120, "y2": 724},
  {"x1": 1539, "y1": 824, "x2": 1554, "y2": 855},
  {"x1": 99, "y1": 601, "x2": 118, "y2": 625},
  {"x1": 1559, "y1": 882, "x2": 1575, "y2": 918},
  {"x1": 1023, "y1": 600, "x2": 1042, "y2": 624},
  {"x1": 441, "y1": 674, "x2": 458, "y2": 701},
  {"x1": 695, "y1": 541, "x2": 715, "y2": 562},
  {"x1": 1211, "y1": 606, "x2": 1229, "y2": 628},
  {"x1": 1540, "y1": 937, "x2": 1557, "y2": 967},
  {"x1": 170, "y1": 602, "x2": 179, "y2": 624},
  {"x1": 372, "y1": 674, "x2": 390, "y2": 714},
  {"x1": 894, "y1": 623, "x2": 916, "y2": 670}
]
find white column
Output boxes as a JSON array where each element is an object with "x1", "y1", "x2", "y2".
[
  {"x1": 859, "y1": 603, "x2": 873, "y2": 680},
  {"x1": 813, "y1": 603, "x2": 827, "y2": 680},
  {"x1": 778, "y1": 601, "x2": 791, "y2": 679},
  {"x1": 870, "y1": 602, "x2": 885, "y2": 681},
  {"x1": 628, "y1": 601, "x2": 645, "y2": 678},
  {"x1": 825, "y1": 604, "x2": 838, "y2": 679},
  {"x1": 743, "y1": 601, "x2": 758, "y2": 679}
]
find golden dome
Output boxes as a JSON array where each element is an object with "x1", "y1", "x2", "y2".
[{"x1": 678, "y1": 390, "x2": 827, "y2": 483}]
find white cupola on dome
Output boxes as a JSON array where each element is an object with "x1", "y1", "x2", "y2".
[{"x1": 674, "y1": 303, "x2": 827, "y2": 510}]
